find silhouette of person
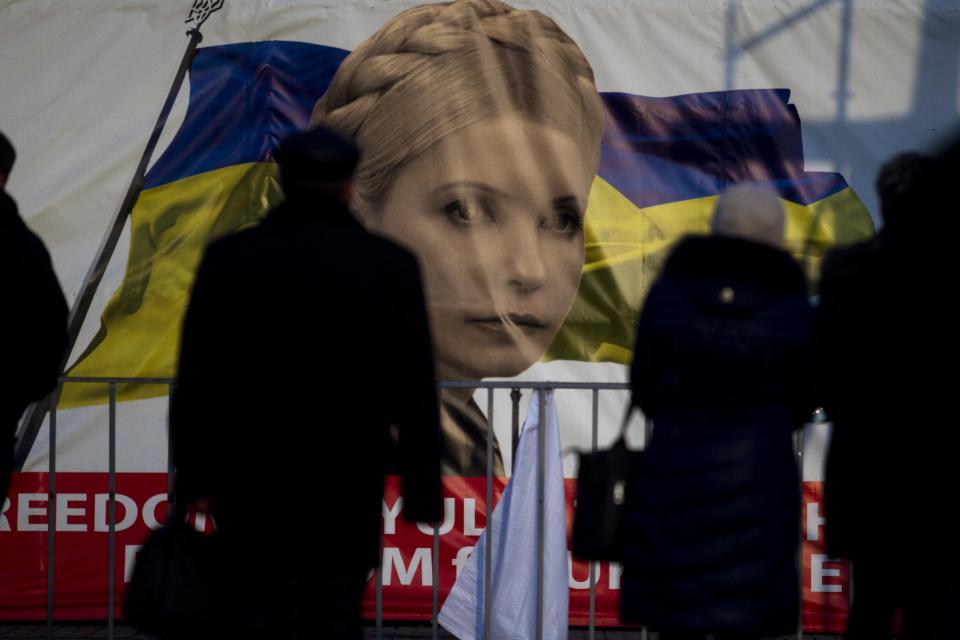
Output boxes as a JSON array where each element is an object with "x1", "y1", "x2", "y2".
[
  {"x1": 622, "y1": 183, "x2": 817, "y2": 639},
  {"x1": 0, "y1": 130, "x2": 68, "y2": 503},
  {"x1": 820, "y1": 150, "x2": 954, "y2": 639},
  {"x1": 170, "y1": 126, "x2": 442, "y2": 639}
]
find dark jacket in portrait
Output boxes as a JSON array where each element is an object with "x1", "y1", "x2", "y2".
[
  {"x1": 0, "y1": 190, "x2": 68, "y2": 499},
  {"x1": 170, "y1": 196, "x2": 442, "y2": 577},
  {"x1": 622, "y1": 235, "x2": 817, "y2": 635}
]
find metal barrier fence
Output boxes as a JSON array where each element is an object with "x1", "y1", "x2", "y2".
[{"x1": 35, "y1": 376, "x2": 810, "y2": 640}]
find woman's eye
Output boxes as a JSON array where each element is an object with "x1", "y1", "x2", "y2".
[
  {"x1": 548, "y1": 208, "x2": 583, "y2": 235},
  {"x1": 442, "y1": 198, "x2": 490, "y2": 227}
]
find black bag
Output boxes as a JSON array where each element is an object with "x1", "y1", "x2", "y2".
[
  {"x1": 124, "y1": 507, "x2": 216, "y2": 636},
  {"x1": 571, "y1": 408, "x2": 646, "y2": 562}
]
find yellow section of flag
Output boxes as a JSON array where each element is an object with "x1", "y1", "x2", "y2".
[
  {"x1": 61, "y1": 163, "x2": 281, "y2": 408},
  {"x1": 62, "y1": 169, "x2": 872, "y2": 407},
  {"x1": 544, "y1": 177, "x2": 874, "y2": 364}
]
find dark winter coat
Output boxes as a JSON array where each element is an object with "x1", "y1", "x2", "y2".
[
  {"x1": 1, "y1": 190, "x2": 68, "y2": 500},
  {"x1": 622, "y1": 234, "x2": 817, "y2": 635},
  {"x1": 170, "y1": 196, "x2": 442, "y2": 575},
  {"x1": 818, "y1": 219, "x2": 957, "y2": 563},
  {"x1": 818, "y1": 138, "x2": 959, "y2": 640}
]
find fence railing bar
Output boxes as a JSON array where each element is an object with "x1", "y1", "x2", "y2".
[
  {"x1": 588, "y1": 388, "x2": 598, "y2": 640},
  {"x1": 796, "y1": 426, "x2": 805, "y2": 640},
  {"x1": 440, "y1": 381, "x2": 628, "y2": 391},
  {"x1": 483, "y1": 387, "x2": 494, "y2": 640},
  {"x1": 376, "y1": 534, "x2": 384, "y2": 640},
  {"x1": 166, "y1": 384, "x2": 175, "y2": 506},
  {"x1": 535, "y1": 389, "x2": 547, "y2": 640},
  {"x1": 107, "y1": 383, "x2": 117, "y2": 640},
  {"x1": 432, "y1": 522, "x2": 440, "y2": 640},
  {"x1": 61, "y1": 376, "x2": 176, "y2": 385},
  {"x1": 30, "y1": 376, "x2": 794, "y2": 638},
  {"x1": 46, "y1": 402, "x2": 57, "y2": 640}
]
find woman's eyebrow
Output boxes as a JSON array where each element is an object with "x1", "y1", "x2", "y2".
[
  {"x1": 433, "y1": 182, "x2": 508, "y2": 198},
  {"x1": 554, "y1": 195, "x2": 583, "y2": 212}
]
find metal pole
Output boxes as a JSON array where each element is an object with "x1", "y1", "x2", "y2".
[
  {"x1": 432, "y1": 523, "x2": 440, "y2": 640},
  {"x1": 107, "y1": 383, "x2": 117, "y2": 640},
  {"x1": 588, "y1": 388, "x2": 598, "y2": 640},
  {"x1": 46, "y1": 396, "x2": 57, "y2": 640},
  {"x1": 167, "y1": 384, "x2": 175, "y2": 506},
  {"x1": 536, "y1": 390, "x2": 547, "y2": 640},
  {"x1": 441, "y1": 381, "x2": 629, "y2": 391},
  {"x1": 796, "y1": 426, "x2": 805, "y2": 640},
  {"x1": 12, "y1": 26, "x2": 206, "y2": 472},
  {"x1": 376, "y1": 534, "x2": 383, "y2": 640},
  {"x1": 483, "y1": 388, "x2": 494, "y2": 640},
  {"x1": 641, "y1": 413, "x2": 653, "y2": 640}
]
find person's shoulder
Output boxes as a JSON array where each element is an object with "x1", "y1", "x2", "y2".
[
  {"x1": 365, "y1": 229, "x2": 421, "y2": 272},
  {"x1": 821, "y1": 235, "x2": 887, "y2": 284},
  {"x1": 189, "y1": 227, "x2": 264, "y2": 288},
  {"x1": 0, "y1": 190, "x2": 26, "y2": 232},
  {"x1": 664, "y1": 233, "x2": 806, "y2": 295},
  {"x1": 199, "y1": 231, "x2": 243, "y2": 265},
  {"x1": 203, "y1": 221, "x2": 268, "y2": 257},
  {"x1": 0, "y1": 189, "x2": 16, "y2": 215},
  {"x1": 0, "y1": 193, "x2": 54, "y2": 262}
]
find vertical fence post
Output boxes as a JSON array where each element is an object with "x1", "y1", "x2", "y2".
[
  {"x1": 107, "y1": 383, "x2": 117, "y2": 640},
  {"x1": 535, "y1": 389, "x2": 547, "y2": 640},
  {"x1": 483, "y1": 388, "x2": 494, "y2": 640},
  {"x1": 796, "y1": 423, "x2": 806, "y2": 640},
  {"x1": 641, "y1": 412, "x2": 652, "y2": 640},
  {"x1": 588, "y1": 388, "x2": 598, "y2": 640},
  {"x1": 432, "y1": 522, "x2": 440, "y2": 640},
  {"x1": 46, "y1": 394, "x2": 58, "y2": 640},
  {"x1": 167, "y1": 384, "x2": 175, "y2": 507},
  {"x1": 376, "y1": 532, "x2": 384, "y2": 640}
]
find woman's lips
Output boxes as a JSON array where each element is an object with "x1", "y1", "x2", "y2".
[{"x1": 467, "y1": 313, "x2": 549, "y2": 336}]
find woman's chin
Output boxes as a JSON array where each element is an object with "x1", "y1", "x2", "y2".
[
  {"x1": 436, "y1": 331, "x2": 553, "y2": 381},
  {"x1": 439, "y1": 356, "x2": 536, "y2": 382}
]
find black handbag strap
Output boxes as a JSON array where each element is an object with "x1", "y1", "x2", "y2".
[{"x1": 564, "y1": 401, "x2": 646, "y2": 459}]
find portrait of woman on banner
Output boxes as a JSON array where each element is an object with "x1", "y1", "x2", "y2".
[{"x1": 311, "y1": 0, "x2": 605, "y2": 476}]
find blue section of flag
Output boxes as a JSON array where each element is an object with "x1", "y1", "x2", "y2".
[
  {"x1": 143, "y1": 41, "x2": 348, "y2": 189},
  {"x1": 144, "y1": 40, "x2": 849, "y2": 207},
  {"x1": 600, "y1": 90, "x2": 847, "y2": 207}
]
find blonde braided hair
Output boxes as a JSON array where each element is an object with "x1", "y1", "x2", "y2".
[{"x1": 310, "y1": 0, "x2": 605, "y2": 214}]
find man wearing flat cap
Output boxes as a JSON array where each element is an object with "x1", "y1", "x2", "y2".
[{"x1": 171, "y1": 126, "x2": 442, "y2": 639}]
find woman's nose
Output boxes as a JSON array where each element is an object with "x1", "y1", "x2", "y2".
[{"x1": 503, "y1": 225, "x2": 546, "y2": 294}]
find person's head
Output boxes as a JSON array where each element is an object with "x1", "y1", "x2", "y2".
[
  {"x1": 0, "y1": 131, "x2": 15, "y2": 191},
  {"x1": 311, "y1": 0, "x2": 604, "y2": 380},
  {"x1": 275, "y1": 126, "x2": 359, "y2": 206},
  {"x1": 875, "y1": 151, "x2": 934, "y2": 231},
  {"x1": 711, "y1": 182, "x2": 786, "y2": 248}
]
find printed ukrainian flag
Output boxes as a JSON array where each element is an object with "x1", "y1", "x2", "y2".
[{"x1": 61, "y1": 41, "x2": 873, "y2": 408}]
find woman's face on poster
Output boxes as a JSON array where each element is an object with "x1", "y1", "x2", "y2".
[{"x1": 370, "y1": 115, "x2": 594, "y2": 381}]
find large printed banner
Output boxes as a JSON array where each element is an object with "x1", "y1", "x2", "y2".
[
  {"x1": 0, "y1": 474, "x2": 849, "y2": 631},
  {"x1": 1, "y1": 0, "x2": 957, "y2": 632}
]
